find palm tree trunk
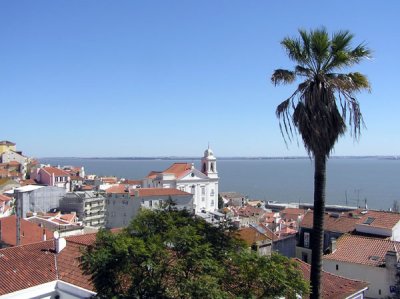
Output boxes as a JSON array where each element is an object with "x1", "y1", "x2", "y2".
[{"x1": 310, "y1": 153, "x2": 326, "y2": 299}]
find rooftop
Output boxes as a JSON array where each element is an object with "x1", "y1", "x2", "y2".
[
  {"x1": 0, "y1": 233, "x2": 97, "y2": 295},
  {"x1": 295, "y1": 258, "x2": 368, "y2": 299},
  {"x1": 146, "y1": 163, "x2": 192, "y2": 179},
  {"x1": 300, "y1": 209, "x2": 400, "y2": 233},
  {"x1": 42, "y1": 166, "x2": 70, "y2": 177},
  {"x1": 106, "y1": 185, "x2": 191, "y2": 197},
  {"x1": 324, "y1": 234, "x2": 400, "y2": 267},
  {"x1": 0, "y1": 215, "x2": 53, "y2": 246}
]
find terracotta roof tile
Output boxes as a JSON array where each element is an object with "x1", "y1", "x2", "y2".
[
  {"x1": 146, "y1": 163, "x2": 192, "y2": 179},
  {"x1": 42, "y1": 167, "x2": 70, "y2": 177},
  {"x1": 295, "y1": 258, "x2": 368, "y2": 298},
  {"x1": 236, "y1": 226, "x2": 271, "y2": 246},
  {"x1": 0, "y1": 215, "x2": 53, "y2": 246},
  {"x1": 133, "y1": 188, "x2": 191, "y2": 197},
  {"x1": 0, "y1": 240, "x2": 57, "y2": 295},
  {"x1": 300, "y1": 209, "x2": 400, "y2": 233},
  {"x1": 0, "y1": 232, "x2": 101, "y2": 295},
  {"x1": 20, "y1": 179, "x2": 38, "y2": 186},
  {"x1": 106, "y1": 185, "x2": 191, "y2": 197},
  {"x1": 324, "y1": 234, "x2": 400, "y2": 267},
  {"x1": 0, "y1": 194, "x2": 11, "y2": 202}
]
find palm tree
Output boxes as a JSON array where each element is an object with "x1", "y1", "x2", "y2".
[{"x1": 271, "y1": 28, "x2": 371, "y2": 299}]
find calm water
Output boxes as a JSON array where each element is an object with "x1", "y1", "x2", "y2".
[{"x1": 40, "y1": 157, "x2": 400, "y2": 210}]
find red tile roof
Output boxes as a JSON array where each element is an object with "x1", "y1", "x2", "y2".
[
  {"x1": 105, "y1": 184, "x2": 129, "y2": 194},
  {"x1": 20, "y1": 179, "x2": 38, "y2": 186},
  {"x1": 0, "y1": 240, "x2": 57, "y2": 295},
  {"x1": 324, "y1": 234, "x2": 400, "y2": 267},
  {"x1": 133, "y1": 188, "x2": 191, "y2": 197},
  {"x1": 295, "y1": 258, "x2": 368, "y2": 299},
  {"x1": 0, "y1": 233, "x2": 99, "y2": 295},
  {"x1": 146, "y1": 163, "x2": 192, "y2": 179},
  {"x1": 106, "y1": 185, "x2": 191, "y2": 197},
  {"x1": 236, "y1": 226, "x2": 271, "y2": 246},
  {"x1": 81, "y1": 185, "x2": 95, "y2": 190},
  {"x1": 0, "y1": 215, "x2": 54, "y2": 246},
  {"x1": 42, "y1": 166, "x2": 70, "y2": 177},
  {"x1": 0, "y1": 194, "x2": 11, "y2": 202},
  {"x1": 300, "y1": 209, "x2": 400, "y2": 233},
  {"x1": 120, "y1": 179, "x2": 142, "y2": 185}
]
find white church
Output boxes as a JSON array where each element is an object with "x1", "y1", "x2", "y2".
[{"x1": 142, "y1": 147, "x2": 219, "y2": 214}]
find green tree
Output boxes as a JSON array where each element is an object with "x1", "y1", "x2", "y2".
[
  {"x1": 271, "y1": 28, "x2": 371, "y2": 299},
  {"x1": 81, "y1": 208, "x2": 308, "y2": 298}
]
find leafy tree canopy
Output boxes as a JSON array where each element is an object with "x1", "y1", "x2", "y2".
[{"x1": 81, "y1": 208, "x2": 308, "y2": 298}]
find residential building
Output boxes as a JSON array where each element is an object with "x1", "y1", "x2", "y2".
[
  {"x1": 296, "y1": 209, "x2": 400, "y2": 263},
  {"x1": 226, "y1": 205, "x2": 268, "y2": 228},
  {"x1": 251, "y1": 223, "x2": 297, "y2": 258},
  {"x1": 31, "y1": 166, "x2": 71, "y2": 191},
  {"x1": 105, "y1": 185, "x2": 193, "y2": 228},
  {"x1": 142, "y1": 147, "x2": 218, "y2": 213},
  {"x1": 236, "y1": 226, "x2": 272, "y2": 256},
  {"x1": 295, "y1": 258, "x2": 369, "y2": 299},
  {"x1": 220, "y1": 191, "x2": 247, "y2": 207},
  {"x1": 0, "y1": 141, "x2": 16, "y2": 155},
  {"x1": 26, "y1": 211, "x2": 85, "y2": 237},
  {"x1": 59, "y1": 191, "x2": 106, "y2": 228},
  {"x1": 323, "y1": 234, "x2": 400, "y2": 298},
  {"x1": 14, "y1": 185, "x2": 66, "y2": 218}
]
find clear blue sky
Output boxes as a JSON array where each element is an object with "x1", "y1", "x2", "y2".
[{"x1": 1, "y1": 1, "x2": 399, "y2": 157}]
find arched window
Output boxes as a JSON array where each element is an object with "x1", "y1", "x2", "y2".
[
  {"x1": 202, "y1": 163, "x2": 206, "y2": 172},
  {"x1": 210, "y1": 162, "x2": 214, "y2": 172}
]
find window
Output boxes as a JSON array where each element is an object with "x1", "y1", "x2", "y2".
[
  {"x1": 336, "y1": 264, "x2": 339, "y2": 271},
  {"x1": 201, "y1": 187, "x2": 205, "y2": 195},
  {"x1": 302, "y1": 252, "x2": 308, "y2": 263},
  {"x1": 149, "y1": 200, "x2": 153, "y2": 207},
  {"x1": 304, "y1": 232, "x2": 310, "y2": 248},
  {"x1": 210, "y1": 189, "x2": 214, "y2": 196},
  {"x1": 210, "y1": 200, "x2": 214, "y2": 206}
]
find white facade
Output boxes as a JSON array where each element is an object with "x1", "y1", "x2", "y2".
[
  {"x1": 323, "y1": 258, "x2": 396, "y2": 298},
  {"x1": 0, "y1": 280, "x2": 95, "y2": 299},
  {"x1": 143, "y1": 148, "x2": 219, "y2": 214}
]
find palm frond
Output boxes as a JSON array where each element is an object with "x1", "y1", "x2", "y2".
[
  {"x1": 310, "y1": 28, "x2": 330, "y2": 71},
  {"x1": 271, "y1": 69, "x2": 296, "y2": 86},
  {"x1": 295, "y1": 65, "x2": 312, "y2": 78}
]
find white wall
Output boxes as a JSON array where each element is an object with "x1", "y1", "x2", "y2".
[{"x1": 323, "y1": 260, "x2": 395, "y2": 298}]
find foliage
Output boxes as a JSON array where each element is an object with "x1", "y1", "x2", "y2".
[
  {"x1": 272, "y1": 28, "x2": 370, "y2": 158},
  {"x1": 81, "y1": 208, "x2": 308, "y2": 298},
  {"x1": 271, "y1": 28, "x2": 370, "y2": 299}
]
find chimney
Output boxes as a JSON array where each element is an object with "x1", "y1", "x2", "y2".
[
  {"x1": 42, "y1": 229, "x2": 46, "y2": 241},
  {"x1": 330, "y1": 238, "x2": 337, "y2": 253},
  {"x1": 134, "y1": 190, "x2": 140, "y2": 197},
  {"x1": 55, "y1": 237, "x2": 67, "y2": 253},
  {"x1": 53, "y1": 231, "x2": 66, "y2": 253},
  {"x1": 385, "y1": 250, "x2": 398, "y2": 269}
]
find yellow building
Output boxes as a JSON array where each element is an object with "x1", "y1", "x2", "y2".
[{"x1": 0, "y1": 141, "x2": 16, "y2": 155}]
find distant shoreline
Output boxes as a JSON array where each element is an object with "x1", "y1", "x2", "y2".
[{"x1": 39, "y1": 156, "x2": 400, "y2": 161}]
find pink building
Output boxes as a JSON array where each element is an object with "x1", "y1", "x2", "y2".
[{"x1": 32, "y1": 166, "x2": 71, "y2": 191}]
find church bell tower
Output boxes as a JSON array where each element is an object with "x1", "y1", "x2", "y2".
[{"x1": 201, "y1": 146, "x2": 218, "y2": 179}]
